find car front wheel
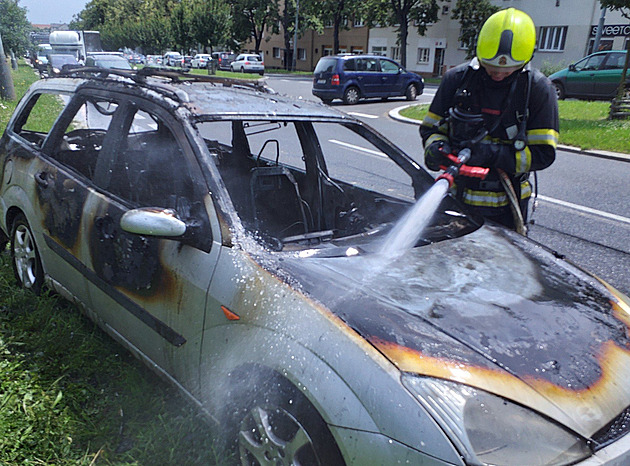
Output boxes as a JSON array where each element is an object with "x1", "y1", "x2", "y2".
[
  {"x1": 554, "y1": 82, "x2": 565, "y2": 100},
  {"x1": 405, "y1": 84, "x2": 418, "y2": 101},
  {"x1": 10, "y1": 214, "x2": 44, "y2": 294},
  {"x1": 225, "y1": 371, "x2": 344, "y2": 465},
  {"x1": 343, "y1": 86, "x2": 360, "y2": 105}
]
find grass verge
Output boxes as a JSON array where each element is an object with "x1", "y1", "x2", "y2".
[
  {"x1": 399, "y1": 101, "x2": 630, "y2": 154},
  {"x1": 0, "y1": 251, "x2": 224, "y2": 465},
  {"x1": 1, "y1": 63, "x2": 225, "y2": 465}
]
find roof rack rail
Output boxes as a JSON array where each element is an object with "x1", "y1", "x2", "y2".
[{"x1": 58, "y1": 66, "x2": 274, "y2": 94}]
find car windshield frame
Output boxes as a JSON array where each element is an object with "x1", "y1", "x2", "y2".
[{"x1": 195, "y1": 114, "x2": 481, "y2": 253}]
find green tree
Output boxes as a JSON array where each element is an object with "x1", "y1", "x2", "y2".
[
  {"x1": 364, "y1": 0, "x2": 439, "y2": 68},
  {"x1": 188, "y1": 0, "x2": 231, "y2": 53},
  {"x1": 309, "y1": 0, "x2": 360, "y2": 55},
  {"x1": 0, "y1": 0, "x2": 31, "y2": 57},
  {"x1": 232, "y1": 0, "x2": 279, "y2": 54},
  {"x1": 451, "y1": 0, "x2": 499, "y2": 59}
]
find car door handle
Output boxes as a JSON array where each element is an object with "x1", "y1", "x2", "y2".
[{"x1": 35, "y1": 171, "x2": 50, "y2": 188}]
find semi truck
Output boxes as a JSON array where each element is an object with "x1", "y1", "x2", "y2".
[{"x1": 49, "y1": 30, "x2": 103, "y2": 61}]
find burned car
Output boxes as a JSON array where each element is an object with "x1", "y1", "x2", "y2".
[{"x1": 1, "y1": 68, "x2": 630, "y2": 465}]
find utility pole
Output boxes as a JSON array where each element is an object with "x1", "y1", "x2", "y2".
[
  {"x1": 0, "y1": 31, "x2": 17, "y2": 101},
  {"x1": 292, "y1": 0, "x2": 299, "y2": 71},
  {"x1": 592, "y1": 6, "x2": 607, "y2": 53}
]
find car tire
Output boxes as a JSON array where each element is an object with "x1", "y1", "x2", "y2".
[
  {"x1": 554, "y1": 82, "x2": 565, "y2": 100},
  {"x1": 10, "y1": 214, "x2": 44, "y2": 294},
  {"x1": 343, "y1": 86, "x2": 360, "y2": 105},
  {"x1": 224, "y1": 370, "x2": 344, "y2": 465},
  {"x1": 405, "y1": 84, "x2": 418, "y2": 101}
]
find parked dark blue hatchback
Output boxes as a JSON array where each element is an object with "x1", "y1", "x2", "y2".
[{"x1": 312, "y1": 54, "x2": 424, "y2": 105}]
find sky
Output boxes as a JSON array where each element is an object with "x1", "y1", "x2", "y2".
[{"x1": 20, "y1": 0, "x2": 89, "y2": 25}]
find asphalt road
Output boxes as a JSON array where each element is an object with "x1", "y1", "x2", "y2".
[{"x1": 265, "y1": 75, "x2": 630, "y2": 295}]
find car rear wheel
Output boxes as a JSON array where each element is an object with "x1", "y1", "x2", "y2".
[
  {"x1": 10, "y1": 214, "x2": 44, "y2": 294},
  {"x1": 405, "y1": 84, "x2": 418, "y2": 101},
  {"x1": 343, "y1": 86, "x2": 360, "y2": 105},
  {"x1": 553, "y1": 82, "x2": 565, "y2": 100},
  {"x1": 225, "y1": 371, "x2": 345, "y2": 465}
]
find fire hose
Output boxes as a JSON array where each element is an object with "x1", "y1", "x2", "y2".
[{"x1": 435, "y1": 147, "x2": 527, "y2": 236}]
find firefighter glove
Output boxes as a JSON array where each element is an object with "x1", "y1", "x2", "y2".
[
  {"x1": 468, "y1": 143, "x2": 516, "y2": 173},
  {"x1": 424, "y1": 141, "x2": 453, "y2": 171}
]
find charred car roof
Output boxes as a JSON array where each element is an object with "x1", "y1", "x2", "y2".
[{"x1": 52, "y1": 67, "x2": 352, "y2": 121}]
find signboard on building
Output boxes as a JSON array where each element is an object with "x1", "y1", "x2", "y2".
[{"x1": 590, "y1": 24, "x2": 630, "y2": 37}]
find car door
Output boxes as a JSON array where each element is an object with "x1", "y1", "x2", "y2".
[
  {"x1": 355, "y1": 57, "x2": 381, "y2": 96},
  {"x1": 83, "y1": 96, "x2": 218, "y2": 391},
  {"x1": 3, "y1": 89, "x2": 119, "y2": 305},
  {"x1": 565, "y1": 53, "x2": 606, "y2": 97},
  {"x1": 596, "y1": 52, "x2": 626, "y2": 98},
  {"x1": 379, "y1": 58, "x2": 404, "y2": 96}
]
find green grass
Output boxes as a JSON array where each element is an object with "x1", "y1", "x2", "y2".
[
  {"x1": 399, "y1": 101, "x2": 630, "y2": 154},
  {"x1": 0, "y1": 252, "x2": 225, "y2": 465}
]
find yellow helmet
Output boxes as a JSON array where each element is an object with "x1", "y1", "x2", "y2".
[{"x1": 476, "y1": 8, "x2": 536, "y2": 68}]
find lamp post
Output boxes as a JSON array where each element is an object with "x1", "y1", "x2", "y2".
[{"x1": 292, "y1": 0, "x2": 299, "y2": 71}]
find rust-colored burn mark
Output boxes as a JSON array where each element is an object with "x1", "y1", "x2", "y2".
[{"x1": 370, "y1": 335, "x2": 630, "y2": 437}]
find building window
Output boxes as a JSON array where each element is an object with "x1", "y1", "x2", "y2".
[
  {"x1": 325, "y1": 19, "x2": 333, "y2": 28},
  {"x1": 354, "y1": 17, "x2": 364, "y2": 27},
  {"x1": 323, "y1": 47, "x2": 333, "y2": 56},
  {"x1": 273, "y1": 47, "x2": 281, "y2": 58},
  {"x1": 391, "y1": 46, "x2": 400, "y2": 61},
  {"x1": 371, "y1": 46, "x2": 387, "y2": 56},
  {"x1": 417, "y1": 47, "x2": 430, "y2": 64},
  {"x1": 298, "y1": 48, "x2": 306, "y2": 60},
  {"x1": 538, "y1": 26, "x2": 568, "y2": 51}
]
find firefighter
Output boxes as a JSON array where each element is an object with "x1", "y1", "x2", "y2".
[{"x1": 420, "y1": 8, "x2": 559, "y2": 232}]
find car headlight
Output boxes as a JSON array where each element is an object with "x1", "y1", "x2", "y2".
[{"x1": 402, "y1": 374, "x2": 591, "y2": 466}]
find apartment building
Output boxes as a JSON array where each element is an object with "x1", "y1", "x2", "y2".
[
  {"x1": 373, "y1": 0, "x2": 630, "y2": 76},
  {"x1": 250, "y1": 0, "x2": 628, "y2": 75}
]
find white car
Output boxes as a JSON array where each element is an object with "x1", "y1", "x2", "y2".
[
  {"x1": 230, "y1": 53, "x2": 264, "y2": 75},
  {"x1": 191, "y1": 54, "x2": 212, "y2": 69},
  {"x1": 163, "y1": 51, "x2": 183, "y2": 67}
]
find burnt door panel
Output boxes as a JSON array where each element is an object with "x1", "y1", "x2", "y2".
[{"x1": 84, "y1": 105, "x2": 216, "y2": 392}]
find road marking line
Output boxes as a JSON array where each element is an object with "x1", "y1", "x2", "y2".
[
  {"x1": 348, "y1": 112, "x2": 379, "y2": 119},
  {"x1": 538, "y1": 195, "x2": 630, "y2": 225},
  {"x1": 329, "y1": 139, "x2": 387, "y2": 158}
]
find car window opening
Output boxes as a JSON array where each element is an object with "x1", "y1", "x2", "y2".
[{"x1": 202, "y1": 120, "x2": 479, "y2": 251}]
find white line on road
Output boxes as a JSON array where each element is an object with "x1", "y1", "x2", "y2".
[
  {"x1": 538, "y1": 195, "x2": 630, "y2": 225},
  {"x1": 329, "y1": 139, "x2": 387, "y2": 158},
  {"x1": 347, "y1": 112, "x2": 379, "y2": 119}
]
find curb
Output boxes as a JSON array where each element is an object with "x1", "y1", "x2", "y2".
[{"x1": 389, "y1": 104, "x2": 630, "y2": 163}]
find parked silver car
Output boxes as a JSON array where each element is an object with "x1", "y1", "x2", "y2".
[
  {"x1": 230, "y1": 53, "x2": 264, "y2": 75},
  {"x1": 2, "y1": 68, "x2": 630, "y2": 465}
]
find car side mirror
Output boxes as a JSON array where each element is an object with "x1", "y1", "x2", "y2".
[
  {"x1": 120, "y1": 207, "x2": 187, "y2": 237},
  {"x1": 569, "y1": 64, "x2": 576, "y2": 71}
]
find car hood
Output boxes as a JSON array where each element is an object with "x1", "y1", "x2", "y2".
[{"x1": 277, "y1": 226, "x2": 630, "y2": 438}]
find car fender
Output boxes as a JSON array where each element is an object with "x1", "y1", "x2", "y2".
[{"x1": 199, "y1": 248, "x2": 462, "y2": 463}]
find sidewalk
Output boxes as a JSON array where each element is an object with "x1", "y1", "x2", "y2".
[{"x1": 389, "y1": 104, "x2": 630, "y2": 163}]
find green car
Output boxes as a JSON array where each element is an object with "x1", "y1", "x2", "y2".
[{"x1": 549, "y1": 50, "x2": 629, "y2": 100}]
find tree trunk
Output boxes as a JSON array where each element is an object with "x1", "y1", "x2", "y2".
[
  {"x1": 0, "y1": 33, "x2": 16, "y2": 101},
  {"x1": 399, "y1": 19, "x2": 408, "y2": 68}
]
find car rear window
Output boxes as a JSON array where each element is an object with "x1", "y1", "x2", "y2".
[{"x1": 314, "y1": 58, "x2": 337, "y2": 74}]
